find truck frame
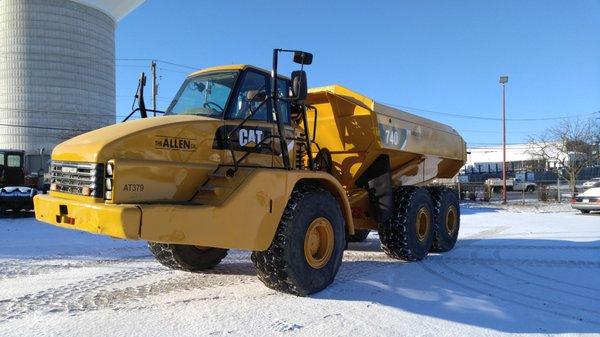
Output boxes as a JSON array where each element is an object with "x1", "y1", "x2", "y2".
[{"x1": 34, "y1": 50, "x2": 466, "y2": 295}]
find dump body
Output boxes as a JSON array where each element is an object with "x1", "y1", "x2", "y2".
[{"x1": 306, "y1": 85, "x2": 466, "y2": 192}]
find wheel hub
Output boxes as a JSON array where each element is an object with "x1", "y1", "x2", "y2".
[
  {"x1": 304, "y1": 217, "x2": 334, "y2": 269},
  {"x1": 415, "y1": 207, "x2": 430, "y2": 242},
  {"x1": 445, "y1": 206, "x2": 457, "y2": 236}
]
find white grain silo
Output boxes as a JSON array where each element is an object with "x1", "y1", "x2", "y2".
[{"x1": 0, "y1": 0, "x2": 145, "y2": 171}]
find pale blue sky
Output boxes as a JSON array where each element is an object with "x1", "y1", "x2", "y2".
[{"x1": 114, "y1": 0, "x2": 600, "y2": 146}]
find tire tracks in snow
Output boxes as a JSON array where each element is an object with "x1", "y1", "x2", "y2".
[
  {"x1": 0, "y1": 260, "x2": 257, "y2": 321},
  {"x1": 486, "y1": 249, "x2": 600, "y2": 301},
  {"x1": 421, "y1": 257, "x2": 600, "y2": 326}
]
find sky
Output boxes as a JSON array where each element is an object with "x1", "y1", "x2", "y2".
[{"x1": 114, "y1": 0, "x2": 600, "y2": 148}]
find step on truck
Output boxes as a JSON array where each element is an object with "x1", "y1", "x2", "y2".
[{"x1": 34, "y1": 50, "x2": 466, "y2": 295}]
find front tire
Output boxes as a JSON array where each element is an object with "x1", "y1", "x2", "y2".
[
  {"x1": 148, "y1": 243, "x2": 228, "y2": 271},
  {"x1": 379, "y1": 187, "x2": 434, "y2": 261},
  {"x1": 580, "y1": 209, "x2": 591, "y2": 214},
  {"x1": 251, "y1": 184, "x2": 345, "y2": 296}
]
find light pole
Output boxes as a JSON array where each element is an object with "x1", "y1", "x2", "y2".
[{"x1": 499, "y1": 75, "x2": 508, "y2": 204}]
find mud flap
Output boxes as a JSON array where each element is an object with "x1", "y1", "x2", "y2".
[{"x1": 356, "y1": 155, "x2": 394, "y2": 223}]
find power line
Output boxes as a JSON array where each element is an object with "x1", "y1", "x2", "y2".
[
  {"x1": 0, "y1": 106, "x2": 115, "y2": 119},
  {"x1": 459, "y1": 129, "x2": 529, "y2": 135},
  {"x1": 0, "y1": 123, "x2": 93, "y2": 132},
  {"x1": 382, "y1": 102, "x2": 600, "y2": 122},
  {"x1": 0, "y1": 52, "x2": 200, "y2": 71},
  {"x1": 158, "y1": 67, "x2": 190, "y2": 75},
  {"x1": 117, "y1": 58, "x2": 198, "y2": 70}
]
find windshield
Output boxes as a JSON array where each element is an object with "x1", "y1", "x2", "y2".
[{"x1": 166, "y1": 71, "x2": 238, "y2": 117}]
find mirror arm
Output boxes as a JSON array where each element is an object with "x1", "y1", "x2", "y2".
[{"x1": 271, "y1": 49, "x2": 292, "y2": 170}]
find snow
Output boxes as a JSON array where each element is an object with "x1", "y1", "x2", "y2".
[{"x1": 1, "y1": 206, "x2": 599, "y2": 337}]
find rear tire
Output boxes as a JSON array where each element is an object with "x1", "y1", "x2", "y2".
[
  {"x1": 251, "y1": 184, "x2": 345, "y2": 296},
  {"x1": 428, "y1": 187, "x2": 460, "y2": 252},
  {"x1": 580, "y1": 210, "x2": 591, "y2": 214},
  {"x1": 347, "y1": 229, "x2": 370, "y2": 242},
  {"x1": 379, "y1": 187, "x2": 434, "y2": 261},
  {"x1": 148, "y1": 243, "x2": 228, "y2": 271}
]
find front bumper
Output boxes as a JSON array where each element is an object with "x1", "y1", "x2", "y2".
[
  {"x1": 571, "y1": 202, "x2": 600, "y2": 211},
  {"x1": 34, "y1": 194, "x2": 141, "y2": 239}
]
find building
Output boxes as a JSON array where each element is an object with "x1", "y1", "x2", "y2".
[
  {"x1": 464, "y1": 144, "x2": 534, "y2": 174},
  {"x1": 0, "y1": 0, "x2": 144, "y2": 171}
]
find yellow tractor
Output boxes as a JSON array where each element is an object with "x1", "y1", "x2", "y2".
[{"x1": 34, "y1": 49, "x2": 466, "y2": 295}]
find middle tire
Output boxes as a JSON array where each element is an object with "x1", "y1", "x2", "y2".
[
  {"x1": 251, "y1": 184, "x2": 345, "y2": 296},
  {"x1": 148, "y1": 243, "x2": 228, "y2": 271},
  {"x1": 378, "y1": 187, "x2": 434, "y2": 261},
  {"x1": 427, "y1": 187, "x2": 460, "y2": 252}
]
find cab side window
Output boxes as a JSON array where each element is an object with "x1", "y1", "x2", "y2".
[
  {"x1": 228, "y1": 71, "x2": 269, "y2": 121},
  {"x1": 276, "y1": 79, "x2": 291, "y2": 124},
  {"x1": 7, "y1": 154, "x2": 21, "y2": 168}
]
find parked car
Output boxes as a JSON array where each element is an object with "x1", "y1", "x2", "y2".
[
  {"x1": 571, "y1": 187, "x2": 600, "y2": 214},
  {"x1": 582, "y1": 178, "x2": 600, "y2": 189}
]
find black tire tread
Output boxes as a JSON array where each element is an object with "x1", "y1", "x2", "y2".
[
  {"x1": 427, "y1": 186, "x2": 460, "y2": 252},
  {"x1": 148, "y1": 243, "x2": 228, "y2": 271},
  {"x1": 378, "y1": 186, "x2": 430, "y2": 261},
  {"x1": 251, "y1": 184, "x2": 344, "y2": 296}
]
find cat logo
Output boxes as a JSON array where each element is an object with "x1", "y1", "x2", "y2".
[{"x1": 239, "y1": 129, "x2": 264, "y2": 147}]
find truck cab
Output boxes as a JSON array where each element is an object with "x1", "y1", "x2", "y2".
[
  {"x1": 0, "y1": 150, "x2": 25, "y2": 186},
  {"x1": 165, "y1": 65, "x2": 297, "y2": 170},
  {"x1": 0, "y1": 150, "x2": 38, "y2": 211}
]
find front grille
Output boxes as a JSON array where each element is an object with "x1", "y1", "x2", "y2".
[{"x1": 50, "y1": 161, "x2": 104, "y2": 198}]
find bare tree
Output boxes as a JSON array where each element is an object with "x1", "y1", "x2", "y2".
[{"x1": 528, "y1": 117, "x2": 600, "y2": 197}]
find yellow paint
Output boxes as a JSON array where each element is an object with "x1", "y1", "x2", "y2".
[
  {"x1": 35, "y1": 169, "x2": 353, "y2": 251},
  {"x1": 305, "y1": 84, "x2": 467, "y2": 190},
  {"x1": 34, "y1": 194, "x2": 141, "y2": 239},
  {"x1": 34, "y1": 64, "x2": 469, "y2": 252},
  {"x1": 303, "y1": 217, "x2": 334, "y2": 269}
]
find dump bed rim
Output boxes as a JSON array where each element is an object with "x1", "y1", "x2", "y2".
[{"x1": 308, "y1": 84, "x2": 460, "y2": 136}]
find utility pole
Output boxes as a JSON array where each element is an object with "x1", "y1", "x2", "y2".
[
  {"x1": 499, "y1": 75, "x2": 508, "y2": 204},
  {"x1": 150, "y1": 60, "x2": 157, "y2": 116}
]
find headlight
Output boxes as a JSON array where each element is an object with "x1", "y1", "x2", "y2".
[
  {"x1": 105, "y1": 178, "x2": 113, "y2": 191},
  {"x1": 106, "y1": 162, "x2": 114, "y2": 176}
]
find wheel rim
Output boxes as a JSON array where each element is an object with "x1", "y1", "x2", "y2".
[
  {"x1": 415, "y1": 207, "x2": 430, "y2": 242},
  {"x1": 445, "y1": 205, "x2": 457, "y2": 236},
  {"x1": 304, "y1": 217, "x2": 334, "y2": 269}
]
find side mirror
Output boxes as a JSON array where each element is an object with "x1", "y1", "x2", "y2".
[
  {"x1": 293, "y1": 51, "x2": 313, "y2": 65},
  {"x1": 291, "y1": 70, "x2": 307, "y2": 101}
]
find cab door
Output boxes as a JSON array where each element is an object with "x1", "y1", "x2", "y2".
[{"x1": 223, "y1": 69, "x2": 275, "y2": 168}]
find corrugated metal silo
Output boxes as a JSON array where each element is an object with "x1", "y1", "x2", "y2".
[{"x1": 0, "y1": 0, "x2": 144, "y2": 170}]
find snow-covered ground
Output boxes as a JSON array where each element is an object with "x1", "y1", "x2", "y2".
[{"x1": 0, "y1": 206, "x2": 599, "y2": 337}]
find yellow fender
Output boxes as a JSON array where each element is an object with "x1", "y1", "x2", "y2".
[{"x1": 139, "y1": 169, "x2": 354, "y2": 251}]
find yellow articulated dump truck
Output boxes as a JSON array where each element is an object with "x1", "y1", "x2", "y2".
[{"x1": 34, "y1": 49, "x2": 466, "y2": 295}]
